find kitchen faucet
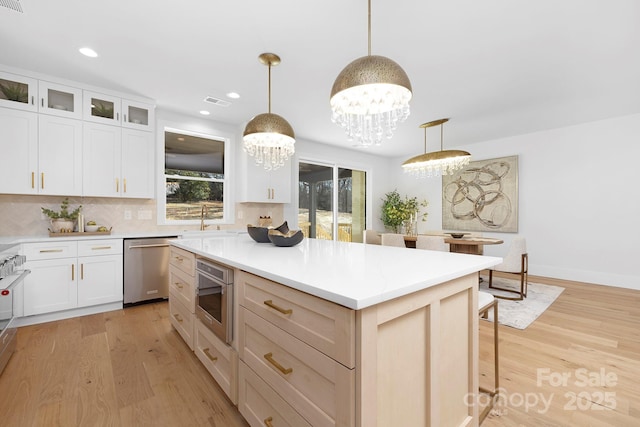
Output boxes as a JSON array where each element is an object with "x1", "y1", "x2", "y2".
[{"x1": 200, "y1": 205, "x2": 209, "y2": 231}]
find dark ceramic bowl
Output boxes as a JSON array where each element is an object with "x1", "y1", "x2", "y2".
[
  {"x1": 267, "y1": 229, "x2": 304, "y2": 247},
  {"x1": 447, "y1": 232, "x2": 469, "y2": 239},
  {"x1": 247, "y1": 221, "x2": 290, "y2": 243}
]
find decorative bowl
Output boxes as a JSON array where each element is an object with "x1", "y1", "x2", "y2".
[
  {"x1": 268, "y1": 229, "x2": 304, "y2": 247},
  {"x1": 447, "y1": 232, "x2": 469, "y2": 239},
  {"x1": 247, "y1": 221, "x2": 290, "y2": 243},
  {"x1": 85, "y1": 225, "x2": 99, "y2": 232}
]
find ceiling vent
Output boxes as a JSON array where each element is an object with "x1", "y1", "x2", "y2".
[
  {"x1": 0, "y1": 0, "x2": 23, "y2": 12},
  {"x1": 203, "y1": 96, "x2": 231, "y2": 107}
]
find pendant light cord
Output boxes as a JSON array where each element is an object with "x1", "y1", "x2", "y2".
[
  {"x1": 368, "y1": 0, "x2": 371, "y2": 56},
  {"x1": 268, "y1": 63, "x2": 272, "y2": 113}
]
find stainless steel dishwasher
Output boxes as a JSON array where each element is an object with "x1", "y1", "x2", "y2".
[{"x1": 123, "y1": 236, "x2": 177, "y2": 306}]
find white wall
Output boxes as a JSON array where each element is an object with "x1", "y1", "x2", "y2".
[{"x1": 391, "y1": 113, "x2": 640, "y2": 290}]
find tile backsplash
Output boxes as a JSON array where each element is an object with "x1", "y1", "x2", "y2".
[{"x1": 0, "y1": 194, "x2": 284, "y2": 237}]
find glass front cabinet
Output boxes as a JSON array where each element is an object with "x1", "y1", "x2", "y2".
[
  {"x1": 0, "y1": 71, "x2": 38, "y2": 112},
  {"x1": 38, "y1": 81, "x2": 83, "y2": 119}
]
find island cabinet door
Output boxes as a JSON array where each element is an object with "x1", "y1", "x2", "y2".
[{"x1": 356, "y1": 273, "x2": 480, "y2": 427}]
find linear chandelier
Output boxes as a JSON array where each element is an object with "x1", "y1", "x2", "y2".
[
  {"x1": 402, "y1": 118, "x2": 471, "y2": 178},
  {"x1": 243, "y1": 53, "x2": 295, "y2": 171},
  {"x1": 330, "y1": 0, "x2": 412, "y2": 147}
]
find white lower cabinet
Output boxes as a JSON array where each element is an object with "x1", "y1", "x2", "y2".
[
  {"x1": 195, "y1": 319, "x2": 238, "y2": 404},
  {"x1": 23, "y1": 257, "x2": 77, "y2": 316},
  {"x1": 22, "y1": 239, "x2": 123, "y2": 317},
  {"x1": 77, "y1": 239, "x2": 123, "y2": 306}
]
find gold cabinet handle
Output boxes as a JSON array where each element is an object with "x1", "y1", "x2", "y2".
[
  {"x1": 174, "y1": 256, "x2": 183, "y2": 262},
  {"x1": 174, "y1": 282, "x2": 184, "y2": 289},
  {"x1": 81, "y1": 263, "x2": 84, "y2": 280},
  {"x1": 264, "y1": 352, "x2": 292, "y2": 375},
  {"x1": 41, "y1": 172, "x2": 44, "y2": 189},
  {"x1": 91, "y1": 246, "x2": 112, "y2": 250},
  {"x1": 173, "y1": 313, "x2": 183, "y2": 323},
  {"x1": 71, "y1": 264, "x2": 75, "y2": 281},
  {"x1": 40, "y1": 249, "x2": 63, "y2": 253},
  {"x1": 31, "y1": 172, "x2": 35, "y2": 189},
  {"x1": 264, "y1": 416, "x2": 274, "y2": 427},
  {"x1": 263, "y1": 300, "x2": 292, "y2": 315},
  {"x1": 116, "y1": 177, "x2": 119, "y2": 193},
  {"x1": 123, "y1": 178, "x2": 127, "y2": 193},
  {"x1": 203, "y1": 348, "x2": 218, "y2": 362}
]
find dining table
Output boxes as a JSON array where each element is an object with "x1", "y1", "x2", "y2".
[{"x1": 404, "y1": 234, "x2": 504, "y2": 255}]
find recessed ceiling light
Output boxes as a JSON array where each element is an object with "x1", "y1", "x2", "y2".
[
  {"x1": 79, "y1": 47, "x2": 98, "y2": 58},
  {"x1": 226, "y1": 92, "x2": 240, "y2": 99},
  {"x1": 199, "y1": 110, "x2": 210, "y2": 116}
]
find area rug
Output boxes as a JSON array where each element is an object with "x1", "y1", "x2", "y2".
[{"x1": 478, "y1": 277, "x2": 564, "y2": 329}]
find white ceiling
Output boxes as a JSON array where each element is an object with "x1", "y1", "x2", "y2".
[{"x1": 2, "y1": 0, "x2": 639, "y2": 157}]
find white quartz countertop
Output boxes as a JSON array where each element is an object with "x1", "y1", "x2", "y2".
[{"x1": 171, "y1": 234, "x2": 502, "y2": 310}]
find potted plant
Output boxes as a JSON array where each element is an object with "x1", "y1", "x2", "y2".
[
  {"x1": 380, "y1": 190, "x2": 428, "y2": 234},
  {"x1": 0, "y1": 82, "x2": 28, "y2": 103},
  {"x1": 41, "y1": 198, "x2": 82, "y2": 233}
]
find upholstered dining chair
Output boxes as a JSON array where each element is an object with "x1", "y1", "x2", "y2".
[
  {"x1": 489, "y1": 236, "x2": 528, "y2": 300},
  {"x1": 363, "y1": 229, "x2": 382, "y2": 245},
  {"x1": 415, "y1": 235, "x2": 448, "y2": 251},
  {"x1": 478, "y1": 291, "x2": 499, "y2": 423},
  {"x1": 381, "y1": 233, "x2": 406, "y2": 247}
]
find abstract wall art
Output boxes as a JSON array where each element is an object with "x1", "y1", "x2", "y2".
[{"x1": 442, "y1": 155, "x2": 518, "y2": 232}]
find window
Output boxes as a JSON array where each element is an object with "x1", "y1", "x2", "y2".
[
  {"x1": 162, "y1": 128, "x2": 228, "y2": 224},
  {"x1": 298, "y1": 161, "x2": 367, "y2": 242}
]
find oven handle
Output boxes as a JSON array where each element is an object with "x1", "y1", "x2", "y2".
[
  {"x1": 196, "y1": 269, "x2": 229, "y2": 289},
  {"x1": 5, "y1": 269, "x2": 30, "y2": 291}
]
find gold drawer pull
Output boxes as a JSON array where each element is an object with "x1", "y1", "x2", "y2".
[
  {"x1": 263, "y1": 300, "x2": 292, "y2": 315},
  {"x1": 173, "y1": 313, "x2": 183, "y2": 323},
  {"x1": 264, "y1": 352, "x2": 292, "y2": 375},
  {"x1": 203, "y1": 348, "x2": 218, "y2": 362},
  {"x1": 174, "y1": 256, "x2": 184, "y2": 262},
  {"x1": 39, "y1": 249, "x2": 63, "y2": 253},
  {"x1": 91, "y1": 246, "x2": 112, "y2": 250},
  {"x1": 174, "y1": 282, "x2": 184, "y2": 289},
  {"x1": 264, "y1": 416, "x2": 274, "y2": 427}
]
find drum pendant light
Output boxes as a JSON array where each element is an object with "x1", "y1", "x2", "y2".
[
  {"x1": 243, "y1": 53, "x2": 295, "y2": 171},
  {"x1": 330, "y1": 0, "x2": 412, "y2": 147},
  {"x1": 402, "y1": 118, "x2": 471, "y2": 178}
]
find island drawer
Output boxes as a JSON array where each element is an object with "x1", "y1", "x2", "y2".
[
  {"x1": 169, "y1": 246, "x2": 195, "y2": 276},
  {"x1": 239, "y1": 307, "x2": 355, "y2": 427},
  {"x1": 237, "y1": 270, "x2": 355, "y2": 368},
  {"x1": 169, "y1": 265, "x2": 195, "y2": 312},
  {"x1": 169, "y1": 295, "x2": 194, "y2": 350},
  {"x1": 22, "y1": 241, "x2": 77, "y2": 260},
  {"x1": 239, "y1": 361, "x2": 312, "y2": 427},
  {"x1": 194, "y1": 319, "x2": 238, "y2": 405},
  {"x1": 78, "y1": 239, "x2": 122, "y2": 256}
]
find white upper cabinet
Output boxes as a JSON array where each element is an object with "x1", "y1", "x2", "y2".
[
  {"x1": 122, "y1": 99, "x2": 154, "y2": 131},
  {"x1": 0, "y1": 108, "x2": 38, "y2": 194},
  {"x1": 84, "y1": 91, "x2": 154, "y2": 131},
  {"x1": 38, "y1": 80, "x2": 83, "y2": 119},
  {"x1": 83, "y1": 91, "x2": 122, "y2": 126},
  {"x1": 38, "y1": 115, "x2": 83, "y2": 195},
  {"x1": 83, "y1": 123, "x2": 154, "y2": 198},
  {"x1": 238, "y1": 157, "x2": 292, "y2": 203},
  {"x1": 0, "y1": 71, "x2": 37, "y2": 112}
]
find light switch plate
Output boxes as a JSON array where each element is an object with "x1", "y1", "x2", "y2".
[{"x1": 124, "y1": 210, "x2": 132, "y2": 220}]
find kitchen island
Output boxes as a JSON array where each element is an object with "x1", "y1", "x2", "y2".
[{"x1": 171, "y1": 234, "x2": 501, "y2": 427}]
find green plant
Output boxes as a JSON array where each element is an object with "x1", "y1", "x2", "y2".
[
  {"x1": 0, "y1": 82, "x2": 28, "y2": 103},
  {"x1": 41, "y1": 198, "x2": 82, "y2": 220},
  {"x1": 92, "y1": 102, "x2": 114, "y2": 118},
  {"x1": 380, "y1": 190, "x2": 428, "y2": 233}
]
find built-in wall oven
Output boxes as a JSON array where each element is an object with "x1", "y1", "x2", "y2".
[{"x1": 196, "y1": 258, "x2": 233, "y2": 344}]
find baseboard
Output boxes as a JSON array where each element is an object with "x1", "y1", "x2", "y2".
[{"x1": 13, "y1": 301, "x2": 123, "y2": 328}]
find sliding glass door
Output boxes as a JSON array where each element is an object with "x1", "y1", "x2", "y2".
[{"x1": 298, "y1": 161, "x2": 366, "y2": 243}]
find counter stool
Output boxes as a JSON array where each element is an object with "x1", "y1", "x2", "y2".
[{"x1": 478, "y1": 291, "x2": 499, "y2": 423}]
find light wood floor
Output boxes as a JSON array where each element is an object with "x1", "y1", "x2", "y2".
[
  {"x1": 0, "y1": 303, "x2": 248, "y2": 427},
  {"x1": 1, "y1": 276, "x2": 638, "y2": 426}
]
